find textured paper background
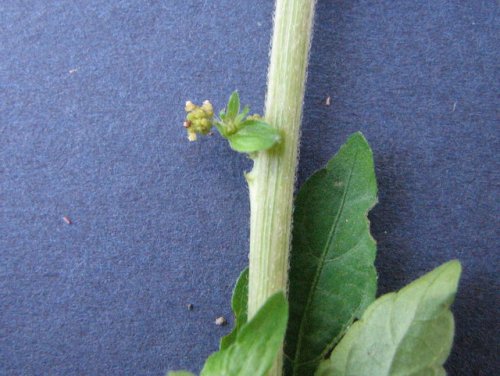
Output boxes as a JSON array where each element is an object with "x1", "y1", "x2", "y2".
[{"x1": 1, "y1": 1, "x2": 498, "y2": 375}]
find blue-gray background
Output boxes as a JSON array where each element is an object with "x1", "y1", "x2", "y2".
[{"x1": 1, "y1": 1, "x2": 498, "y2": 375}]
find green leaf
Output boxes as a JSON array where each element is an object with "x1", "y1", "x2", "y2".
[
  {"x1": 167, "y1": 371, "x2": 195, "y2": 376},
  {"x1": 220, "y1": 267, "x2": 249, "y2": 350},
  {"x1": 234, "y1": 105, "x2": 250, "y2": 125},
  {"x1": 213, "y1": 121, "x2": 224, "y2": 136},
  {"x1": 225, "y1": 91, "x2": 240, "y2": 120},
  {"x1": 227, "y1": 120, "x2": 280, "y2": 153},
  {"x1": 285, "y1": 132, "x2": 378, "y2": 376},
  {"x1": 201, "y1": 292, "x2": 288, "y2": 376},
  {"x1": 316, "y1": 260, "x2": 462, "y2": 376}
]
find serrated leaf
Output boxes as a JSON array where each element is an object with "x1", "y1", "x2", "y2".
[
  {"x1": 201, "y1": 292, "x2": 288, "y2": 376},
  {"x1": 220, "y1": 268, "x2": 249, "y2": 350},
  {"x1": 167, "y1": 372, "x2": 195, "y2": 376},
  {"x1": 227, "y1": 120, "x2": 280, "y2": 153},
  {"x1": 316, "y1": 260, "x2": 461, "y2": 376},
  {"x1": 225, "y1": 91, "x2": 240, "y2": 120},
  {"x1": 285, "y1": 132, "x2": 378, "y2": 376}
]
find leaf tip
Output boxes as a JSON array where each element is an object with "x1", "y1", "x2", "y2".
[
  {"x1": 347, "y1": 131, "x2": 370, "y2": 149},
  {"x1": 439, "y1": 259, "x2": 462, "y2": 285}
]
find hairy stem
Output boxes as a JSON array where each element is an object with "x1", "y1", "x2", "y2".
[{"x1": 246, "y1": 0, "x2": 316, "y2": 374}]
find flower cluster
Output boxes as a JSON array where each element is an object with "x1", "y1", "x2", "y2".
[
  {"x1": 182, "y1": 92, "x2": 280, "y2": 153},
  {"x1": 183, "y1": 100, "x2": 214, "y2": 141}
]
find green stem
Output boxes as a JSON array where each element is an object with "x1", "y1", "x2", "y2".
[{"x1": 246, "y1": 0, "x2": 316, "y2": 374}]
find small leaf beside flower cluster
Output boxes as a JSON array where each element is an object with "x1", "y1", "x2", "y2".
[
  {"x1": 216, "y1": 91, "x2": 281, "y2": 153},
  {"x1": 184, "y1": 91, "x2": 280, "y2": 153}
]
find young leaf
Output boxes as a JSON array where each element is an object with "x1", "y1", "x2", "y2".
[
  {"x1": 227, "y1": 120, "x2": 280, "y2": 153},
  {"x1": 167, "y1": 372, "x2": 195, "y2": 376},
  {"x1": 201, "y1": 292, "x2": 288, "y2": 376},
  {"x1": 225, "y1": 91, "x2": 240, "y2": 120},
  {"x1": 316, "y1": 260, "x2": 462, "y2": 376},
  {"x1": 234, "y1": 105, "x2": 250, "y2": 125},
  {"x1": 214, "y1": 121, "x2": 227, "y2": 138},
  {"x1": 285, "y1": 132, "x2": 378, "y2": 376},
  {"x1": 220, "y1": 267, "x2": 249, "y2": 350}
]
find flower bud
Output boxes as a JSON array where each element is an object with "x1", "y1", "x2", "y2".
[
  {"x1": 202, "y1": 100, "x2": 214, "y2": 117},
  {"x1": 185, "y1": 101, "x2": 196, "y2": 112}
]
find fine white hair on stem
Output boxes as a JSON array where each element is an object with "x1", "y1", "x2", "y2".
[{"x1": 247, "y1": 1, "x2": 317, "y2": 375}]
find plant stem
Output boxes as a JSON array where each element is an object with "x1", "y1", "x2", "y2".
[{"x1": 246, "y1": 0, "x2": 316, "y2": 374}]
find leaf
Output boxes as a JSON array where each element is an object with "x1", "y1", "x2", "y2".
[
  {"x1": 316, "y1": 260, "x2": 462, "y2": 376},
  {"x1": 220, "y1": 267, "x2": 249, "y2": 350},
  {"x1": 225, "y1": 91, "x2": 240, "y2": 120},
  {"x1": 227, "y1": 120, "x2": 280, "y2": 153},
  {"x1": 167, "y1": 371, "x2": 195, "y2": 376},
  {"x1": 285, "y1": 132, "x2": 378, "y2": 376},
  {"x1": 234, "y1": 105, "x2": 250, "y2": 124},
  {"x1": 201, "y1": 292, "x2": 288, "y2": 376},
  {"x1": 213, "y1": 122, "x2": 227, "y2": 138}
]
